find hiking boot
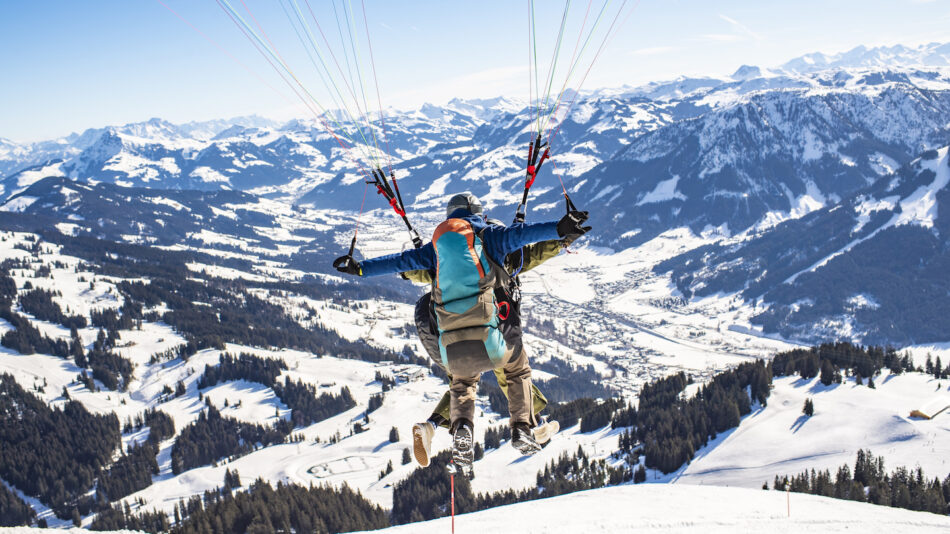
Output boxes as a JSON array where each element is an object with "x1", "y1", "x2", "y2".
[
  {"x1": 411, "y1": 421, "x2": 436, "y2": 467},
  {"x1": 533, "y1": 419, "x2": 560, "y2": 446},
  {"x1": 448, "y1": 419, "x2": 475, "y2": 479},
  {"x1": 512, "y1": 422, "x2": 542, "y2": 456}
]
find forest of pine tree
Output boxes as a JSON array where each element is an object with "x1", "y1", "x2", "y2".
[
  {"x1": 0, "y1": 374, "x2": 121, "y2": 518},
  {"x1": 96, "y1": 442, "x2": 159, "y2": 502},
  {"x1": 196, "y1": 352, "x2": 356, "y2": 427},
  {"x1": 773, "y1": 449, "x2": 950, "y2": 516},
  {"x1": 18, "y1": 287, "x2": 87, "y2": 329},
  {"x1": 170, "y1": 406, "x2": 292, "y2": 474},
  {"x1": 390, "y1": 446, "x2": 629, "y2": 524},
  {"x1": 0, "y1": 482, "x2": 35, "y2": 527},
  {"x1": 91, "y1": 478, "x2": 388, "y2": 533},
  {"x1": 635, "y1": 360, "x2": 771, "y2": 474}
]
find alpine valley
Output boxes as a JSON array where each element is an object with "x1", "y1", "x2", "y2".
[{"x1": 0, "y1": 43, "x2": 949, "y2": 531}]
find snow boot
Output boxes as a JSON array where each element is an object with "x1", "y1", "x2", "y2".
[
  {"x1": 512, "y1": 422, "x2": 542, "y2": 456},
  {"x1": 411, "y1": 421, "x2": 436, "y2": 467},
  {"x1": 533, "y1": 419, "x2": 560, "y2": 446},
  {"x1": 447, "y1": 419, "x2": 475, "y2": 479}
]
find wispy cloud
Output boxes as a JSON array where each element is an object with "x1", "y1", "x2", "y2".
[
  {"x1": 699, "y1": 33, "x2": 743, "y2": 43},
  {"x1": 630, "y1": 46, "x2": 679, "y2": 56},
  {"x1": 719, "y1": 14, "x2": 763, "y2": 41}
]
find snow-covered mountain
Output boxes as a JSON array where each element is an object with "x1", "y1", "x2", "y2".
[
  {"x1": 3, "y1": 44, "x2": 950, "y2": 347},
  {"x1": 5, "y1": 44, "x2": 950, "y2": 251},
  {"x1": 658, "y1": 146, "x2": 950, "y2": 345},
  {"x1": 779, "y1": 42, "x2": 950, "y2": 75}
]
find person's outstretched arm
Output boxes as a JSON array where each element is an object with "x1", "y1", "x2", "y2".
[
  {"x1": 358, "y1": 243, "x2": 436, "y2": 277},
  {"x1": 513, "y1": 239, "x2": 564, "y2": 273},
  {"x1": 483, "y1": 210, "x2": 590, "y2": 262},
  {"x1": 482, "y1": 221, "x2": 559, "y2": 261}
]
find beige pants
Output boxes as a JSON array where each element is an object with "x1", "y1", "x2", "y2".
[{"x1": 450, "y1": 344, "x2": 535, "y2": 427}]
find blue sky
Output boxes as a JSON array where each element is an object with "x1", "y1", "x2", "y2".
[{"x1": 1, "y1": 0, "x2": 948, "y2": 142}]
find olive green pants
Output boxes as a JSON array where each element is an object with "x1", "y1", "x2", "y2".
[{"x1": 432, "y1": 346, "x2": 547, "y2": 428}]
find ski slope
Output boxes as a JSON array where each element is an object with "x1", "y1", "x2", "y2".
[
  {"x1": 670, "y1": 372, "x2": 950, "y2": 488},
  {"x1": 358, "y1": 484, "x2": 950, "y2": 533},
  {"x1": 1, "y1": 484, "x2": 948, "y2": 534}
]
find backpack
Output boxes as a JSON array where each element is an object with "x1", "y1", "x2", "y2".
[{"x1": 431, "y1": 218, "x2": 511, "y2": 377}]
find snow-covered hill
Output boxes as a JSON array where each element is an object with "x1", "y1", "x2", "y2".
[
  {"x1": 673, "y1": 371, "x2": 950, "y2": 488},
  {"x1": 364, "y1": 484, "x2": 950, "y2": 533},
  {"x1": 2, "y1": 41, "x2": 950, "y2": 531},
  {"x1": 4, "y1": 484, "x2": 949, "y2": 534}
]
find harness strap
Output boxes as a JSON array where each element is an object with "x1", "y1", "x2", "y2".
[
  {"x1": 367, "y1": 167, "x2": 422, "y2": 248},
  {"x1": 515, "y1": 133, "x2": 550, "y2": 223}
]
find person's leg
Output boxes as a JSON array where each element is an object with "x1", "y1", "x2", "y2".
[
  {"x1": 412, "y1": 293, "x2": 451, "y2": 465},
  {"x1": 449, "y1": 372, "x2": 480, "y2": 427},
  {"x1": 428, "y1": 392, "x2": 451, "y2": 429},
  {"x1": 501, "y1": 345, "x2": 542, "y2": 455},
  {"x1": 492, "y1": 367, "x2": 547, "y2": 423},
  {"x1": 446, "y1": 372, "x2": 479, "y2": 477},
  {"x1": 501, "y1": 344, "x2": 535, "y2": 427}
]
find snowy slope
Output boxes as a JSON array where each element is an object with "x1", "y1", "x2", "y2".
[
  {"x1": 362, "y1": 484, "x2": 950, "y2": 533},
  {"x1": 672, "y1": 372, "x2": 950, "y2": 488},
  {"x1": 3, "y1": 484, "x2": 949, "y2": 534},
  {"x1": 658, "y1": 145, "x2": 950, "y2": 345}
]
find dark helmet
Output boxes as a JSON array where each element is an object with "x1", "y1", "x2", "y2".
[{"x1": 446, "y1": 192, "x2": 482, "y2": 218}]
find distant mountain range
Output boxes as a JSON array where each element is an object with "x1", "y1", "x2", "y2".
[{"x1": 4, "y1": 42, "x2": 950, "y2": 345}]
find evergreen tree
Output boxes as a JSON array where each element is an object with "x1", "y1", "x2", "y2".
[
  {"x1": 389, "y1": 426, "x2": 399, "y2": 443},
  {"x1": 803, "y1": 398, "x2": 814, "y2": 416},
  {"x1": 634, "y1": 464, "x2": 647, "y2": 484},
  {"x1": 820, "y1": 359, "x2": 836, "y2": 386}
]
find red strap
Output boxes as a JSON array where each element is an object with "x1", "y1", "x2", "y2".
[
  {"x1": 375, "y1": 184, "x2": 406, "y2": 217},
  {"x1": 388, "y1": 197, "x2": 406, "y2": 217},
  {"x1": 497, "y1": 301, "x2": 510, "y2": 321},
  {"x1": 525, "y1": 166, "x2": 537, "y2": 189}
]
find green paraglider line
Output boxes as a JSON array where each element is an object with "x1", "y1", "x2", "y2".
[
  {"x1": 281, "y1": 0, "x2": 383, "y2": 169},
  {"x1": 215, "y1": 0, "x2": 379, "y2": 184}
]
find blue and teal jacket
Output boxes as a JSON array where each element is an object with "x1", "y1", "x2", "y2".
[{"x1": 359, "y1": 210, "x2": 560, "y2": 277}]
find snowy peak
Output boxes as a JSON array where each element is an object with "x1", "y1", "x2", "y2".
[
  {"x1": 444, "y1": 96, "x2": 525, "y2": 121},
  {"x1": 731, "y1": 64, "x2": 762, "y2": 80},
  {"x1": 780, "y1": 42, "x2": 950, "y2": 74}
]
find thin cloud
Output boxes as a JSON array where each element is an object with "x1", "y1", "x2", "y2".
[
  {"x1": 630, "y1": 46, "x2": 679, "y2": 56},
  {"x1": 719, "y1": 14, "x2": 763, "y2": 41},
  {"x1": 699, "y1": 34, "x2": 744, "y2": 43}
]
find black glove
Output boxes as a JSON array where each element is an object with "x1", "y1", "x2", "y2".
[
  {"x1": 332, "y1": 255, "x2": 362, "y2": 276},
  {"x1": 561, "y1": 233, "x2": 581, "y2": 248},
  {"x1": 557, "y1": 210, "x2": 592, "y2": 242}
]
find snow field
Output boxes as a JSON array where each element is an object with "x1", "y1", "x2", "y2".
[
  {"x1": 671, "y1": 372, "x2": 950, "y2": 489},
  {"x1": 359, "y1": 483, "x2": 950, "y2": 534}
]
